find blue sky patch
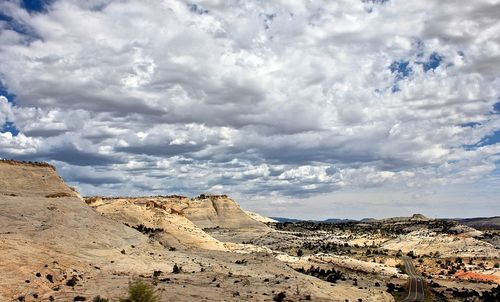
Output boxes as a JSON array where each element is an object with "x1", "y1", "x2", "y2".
[
  {"x1": 389, "y1": 60, "x2": 411, "y2": 80},
  {"x1": 0, "y1": 83, "x2": 16, "y2": 104},
  {"x1": 422, "y1": 52, "x2": 443, "y2": 72},
  {"x1": 493, "y1": 101, "x2": 500, "y2": 114},
  {"x1": 391, "y1": 84, "x2": 401, "y2": 93},
  {"x1": 0, "y1": 12, "x2": 37, "y2": 38},
  {"x1": 22, "y1": 0, "x2": 52, "y2": 13},
  {"x1": 460, "y1": 122, "x2": 481, "y2": 128},
  {"x1": 1, "y1": 122, "x2": 20, "y2": 136},
  {"x1": 476, "y1": 130, "x2": 500, "y2": 147}
]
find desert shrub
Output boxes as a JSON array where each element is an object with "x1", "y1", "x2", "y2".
[
  {"x1": 273, "y1": 292, "x2": 286, "y2": 302},
  {"x1": 406, "y1": 251, "x2": 416, "y2": 259},
  {"x1": 46, "y1": 274, "x2": 54, "y2": 283},
  {"x1": 0, "y1": 159, "x2": 56, "y2": 170},
  {"x1": 295, "y1": 266, "x2": 344, "y2": 283},
  {"x1": 397, "y1": 263, "x2": 408, "y2": 274},
  {"x1": 119, "y1": 279, "x2": 159, "y2": 302},
  {"x1": 66, "y1": 276, "x2": 78, "y2": 287},
  {"x1": 46, "y1": 192, "x2": 72, "y2": 198},
  {"x1": 482, "y1": 285, "x2": 500, "y2": 301},
  {"x1": 92, "y1": 296, "x2": 109, "y2": 302},
  {"x1": 172, "y1": 264, "x2": 181, "y2": 274},
  {"x1": 133, "y1": 224, "x2": 164, "y2": 235},
  {"x1": 152, "y1": 271, "x2": 162, "y2": 277}
]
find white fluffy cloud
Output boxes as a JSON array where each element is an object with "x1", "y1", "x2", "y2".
[{"x1": 0, "y1": 0, "x2": 499, "y2": 217}]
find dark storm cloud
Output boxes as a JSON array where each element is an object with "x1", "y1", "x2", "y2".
[{"x1": 116, "y1": 143, "x2": 205, "y2": 157}]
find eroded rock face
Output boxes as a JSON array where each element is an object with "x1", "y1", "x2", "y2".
[
  {"x1": 86, "y1": 194, "x2": 270, "y2": 250},
  {"x1": 0, "y1": 160, "x2": 76, "y2": 198},
  {"x1": 87, "y1": 194, "x2": 270, "y2": 231},
  {"x1": 88, "y1": 197, "x2": 228, "y2": 251},
  {"x1": 183, "y1": 195, "x2": 268, "y2": 230}
]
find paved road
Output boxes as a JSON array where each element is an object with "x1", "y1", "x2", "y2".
[{"x1": 401, "y1": 257, "x2": 425, "y2": 302}]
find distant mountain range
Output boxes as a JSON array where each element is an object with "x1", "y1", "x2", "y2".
[
  {"x1": 454, "y1": 216, "x2": 500, "y2": 229},
  {"x1": 270, "y1": 215, "x2": 500, "y2": 229},
  {"x1": 269, "y1": 217, "x2": 355, "y2": 224}
]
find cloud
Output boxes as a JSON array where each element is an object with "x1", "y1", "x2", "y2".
[{"x1": 0, "y1": 0, "x2": 499, "y2": 217}]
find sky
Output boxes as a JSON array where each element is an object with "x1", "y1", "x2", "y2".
[{"x1": 0, "y1": 0, "x2": 499, "y2": 219}]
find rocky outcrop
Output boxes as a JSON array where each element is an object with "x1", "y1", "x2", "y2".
[
  {"x1": 410, "y1": 213, "x2": 430, "y2": 221},
  {"x1": 88, "y1": 197, "x2": 228, "y2": 251},
  {"x1": 86, "y1": 194, "x2": 271, "y2": 249},
  {"x1": 0, "y1": 161, "x2": 171, "y2": 301},
  {"x1": 0, "y1": 159, "x2": 76, "y2": 198},
  {"x1": 183, "y1": 195, "x2": 269, "y2": 230}
]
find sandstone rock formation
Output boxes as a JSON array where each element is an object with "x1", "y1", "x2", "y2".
[
  {"x1": 0, "y1": 160, "x2": 170, "y2": 301},
  {"x1": 183, "y1": 194, "x2": 269, "y2": 230},
  {"x1": 87, "y1": 196, "x2": 228, "y2": 251}
]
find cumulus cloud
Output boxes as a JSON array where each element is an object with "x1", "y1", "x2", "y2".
[{"x1": 0, "y1": 0, "x2": 499, "y2": 217}]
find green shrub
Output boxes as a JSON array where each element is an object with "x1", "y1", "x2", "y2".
[
  {"x1": 119, "y1": 279, "x2": 160, "y2": 302},
  {"x1": 273, "y1": 292, "x2": 286, "y2": 302},
  {"x1": 172, "y1": 264, "x2": 181, "y2": 274},
  {"x1": 45, "y1": 192, "x2": 72, "y2": 198}
]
